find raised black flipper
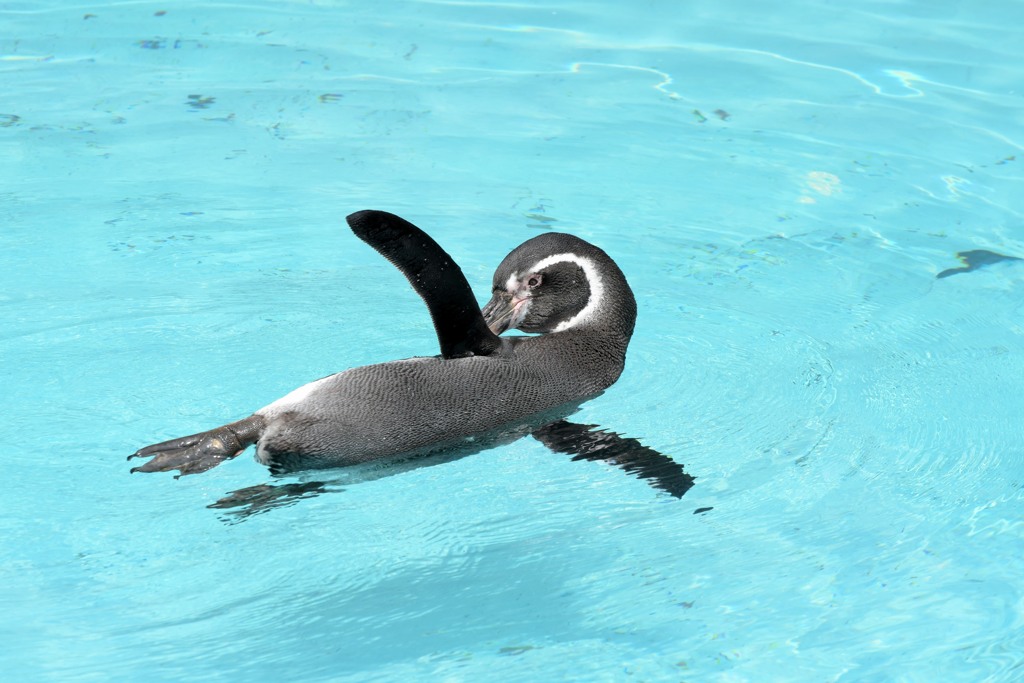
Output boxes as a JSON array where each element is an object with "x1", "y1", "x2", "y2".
[
  {"x1": 531, "y1": 420, "x2": 695, "y2": 498},
  {"x1": 346, "y1": 210, "x2": 501, "y2": 359},
  {"x1": 128, "y1": 415, "x2": 265, "y2": 477}
]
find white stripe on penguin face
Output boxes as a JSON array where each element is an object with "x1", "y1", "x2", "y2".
[{"x1": 526, "y1": 253, "x2": 603, "y2": 332}]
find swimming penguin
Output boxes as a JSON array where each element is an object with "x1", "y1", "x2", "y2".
[{"x1": 130, "y1": 211, "x2": 692, "y2": 499}]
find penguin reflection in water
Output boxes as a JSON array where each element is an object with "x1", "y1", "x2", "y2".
[{"x1": 130, "y1": 211, "x2": 693, "y2": 515}]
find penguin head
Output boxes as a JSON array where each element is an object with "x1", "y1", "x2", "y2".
[{"x1": 481, "y1": 232, "x2": 636, "y2": 338}]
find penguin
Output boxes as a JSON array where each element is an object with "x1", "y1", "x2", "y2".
[{"x1": 129, "y1": 211, "x2": 693, "y2": 501}]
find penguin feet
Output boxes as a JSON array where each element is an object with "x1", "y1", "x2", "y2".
[
  {"x1": 129, "y1": 415, "x2": 265, "y2": 477},
  {"x1": 208, "y1": 480, "x2": 336, "y2": 521}
]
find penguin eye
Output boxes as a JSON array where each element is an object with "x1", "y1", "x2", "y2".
[{"x1": 526, "y1": 273, "x2": 542, "y2": 288}]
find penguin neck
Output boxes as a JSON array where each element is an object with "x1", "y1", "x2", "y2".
[{"x1": 571, "y1": 267, "x2": 637, "y2": 342}]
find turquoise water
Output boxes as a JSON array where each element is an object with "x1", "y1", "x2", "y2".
[{"x1": 3, "y1": 0, "x2": 1024, "y2": 680}]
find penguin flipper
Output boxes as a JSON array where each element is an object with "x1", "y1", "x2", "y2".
[
  {"x1": 346, "y1": 210, "x2": 501, "y2": 359},
  {"x1": 531, "y1": 420, "x2": 695, "y2": 498},
  {"x1": 128, "y1": 416, "x2": 264, "y2": 477},
  {"x1": 208, "y1": 480, "x2": 335, "y2": 521}
]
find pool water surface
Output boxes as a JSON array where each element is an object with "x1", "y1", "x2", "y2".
[{"x1": 2, "y1": 0, "x2": 1024, "y2": 680}]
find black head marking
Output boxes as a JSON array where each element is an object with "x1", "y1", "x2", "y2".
[
  {"x1": 504, "y1": 260, "x2": 591, "y2": 333},
  {"x1": 482, "y1": 232, "x2": 636, "y2": 337}
]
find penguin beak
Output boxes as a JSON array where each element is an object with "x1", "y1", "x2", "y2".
[
  {"x1": 482, "y1": 292, "x2": 514, "y2": 335},
  {"x1": 483, "y1": 291, "x2": 532, "y2": 335}
]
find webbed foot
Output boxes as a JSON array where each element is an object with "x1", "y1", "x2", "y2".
[
  {"x1": 208, "y1": 480, "x2": 335, "y2": 521},
  {"x1": 128, "y1": 415, "x2": 265, "y2": 477}
]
